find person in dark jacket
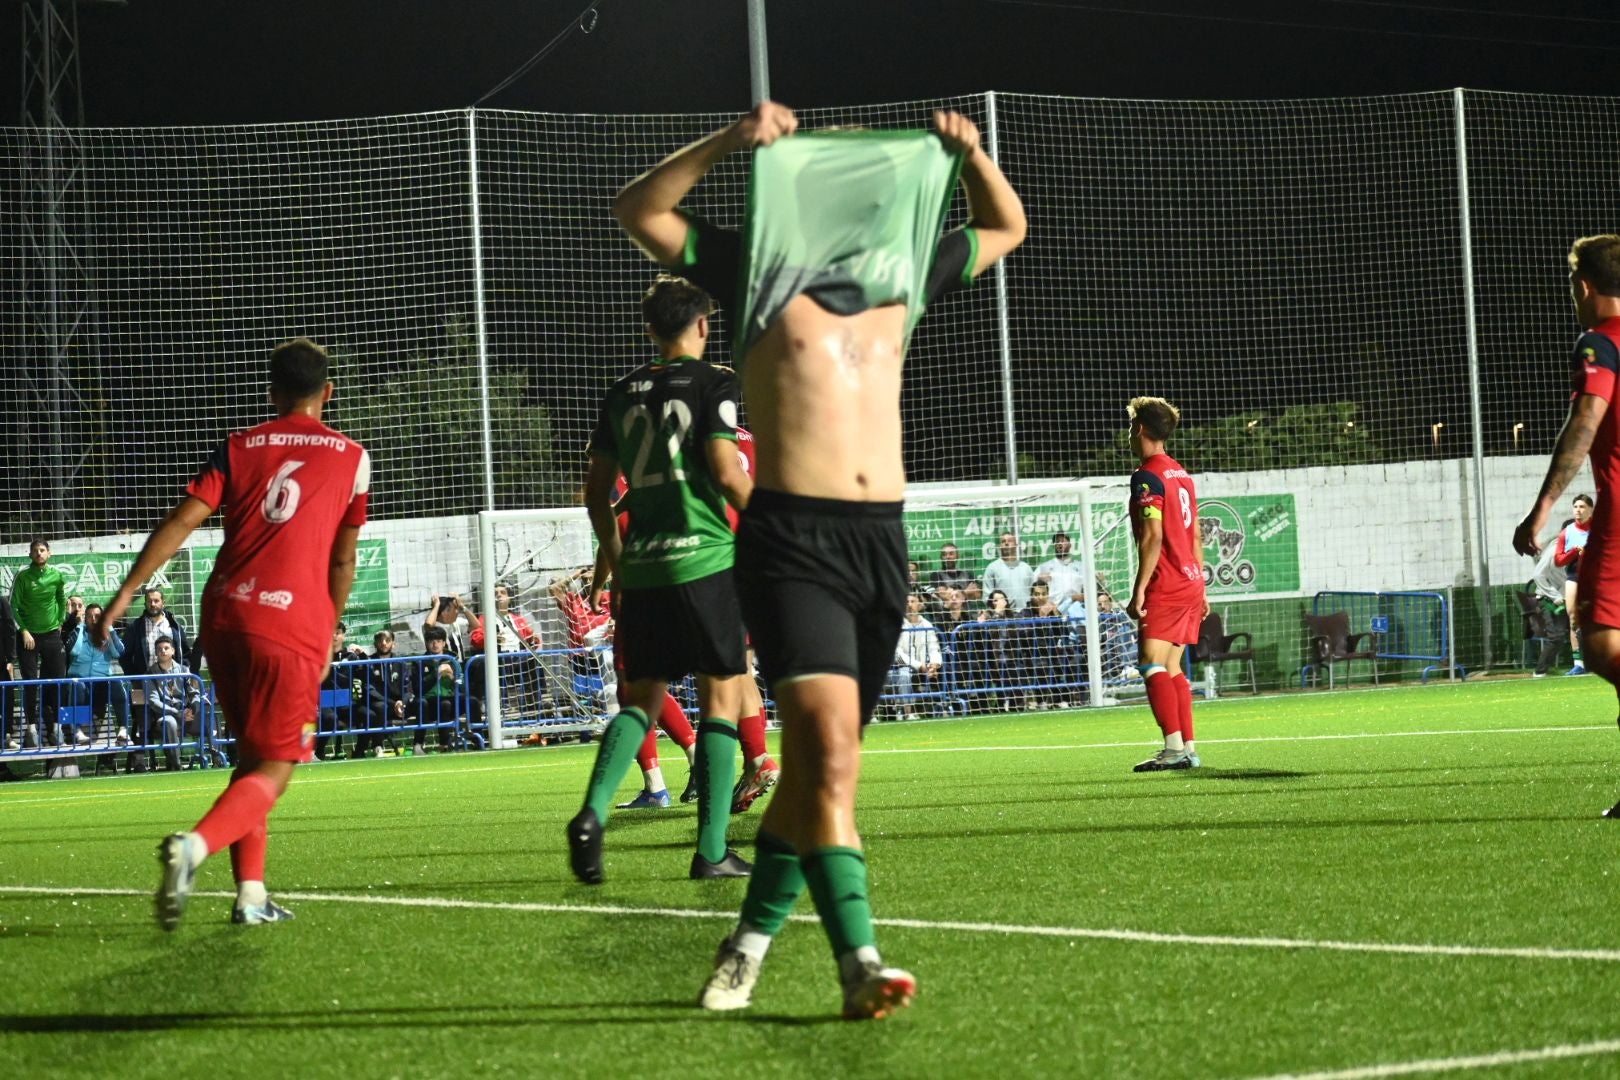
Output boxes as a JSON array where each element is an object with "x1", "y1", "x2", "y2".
[{"x1": 120, "y1": 587, "x2": 189, "y2": 677}]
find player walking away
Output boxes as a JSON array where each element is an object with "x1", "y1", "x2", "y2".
[
  {"x1": 1123, "y1": 397, "x2": 1209, "y2": 773},
  {"x1": 1553, "y1": 493, "x2": 1593, "y2": 675},
  {"x1": 1513, "y1": 233, "x2": 1620, "y2": 818},
  {"x1": 95, "y1": 339, "x2": 369, "y2": 929},
  {"x1": 613, "y1": 101, "x2": 1025, "y2": 1018},
  {"x1": 567, "y1": 275, "x2": 755, "y2": 882}
]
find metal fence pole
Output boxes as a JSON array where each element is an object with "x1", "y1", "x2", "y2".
[
  {"x1": 1453, "y1": 88, "x2": 1492, "y2": 672},
  {"x1": 467, "y1": 109, "x2": 503, "y2": 748},
  {"x1": 985, "y1": 91, "x2": 1019, "y2": 486},
  {"x1": 747, "y1": 0, "x2": 770, "y2": 105},
  {"x1": 1077, "y1": 481, "x2": 1106, "y2": 706}
]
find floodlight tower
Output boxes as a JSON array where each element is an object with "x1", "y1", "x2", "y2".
[{"x1": 18, "y1": 0, "x2": 123, "y2": 537}]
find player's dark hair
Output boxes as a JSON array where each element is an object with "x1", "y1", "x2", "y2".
[
  {"x1": 1128, "y1": 396, "x2": 1181, "y2": 441},
  {"x1": 269, "y1": 338, "x2": 331, "y2": 399},
  {"x1": 642, "y1": 275, "x2": 715, "y2": 343},
  {"x1": 1574, "y1": 493, "x2": 1594, "y2": 509}
]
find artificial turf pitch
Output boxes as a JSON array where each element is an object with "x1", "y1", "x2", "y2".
[{"x1": 4, "y1": 677, "x2": 1620, "y2": 1079}]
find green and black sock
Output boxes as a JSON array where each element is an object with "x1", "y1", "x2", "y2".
[
  {"x1": 802, "y1": 846, "x2": 877, "y2": 960},
  {"x1": 738, "y1": 831, "x2": 806, "y2": 936},
  {"x1": 582, "y1": 707, "x2": 652, "y2": 822},
  {"x1": 694, "y1": 718, "x2": 739, "y2": 863}
]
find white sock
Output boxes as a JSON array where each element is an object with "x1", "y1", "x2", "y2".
[
  {"x1": 236, "y1": 880, "x2": 268, "y2": 909},
  {"x1": 1185, "y1": 740, "x2": 1196, "y2": 756},
  {"x1": 732, "y1": 921, "x2": 774, "y2": 961},
  {"x1": 838, "y1": 945, "x2": 883, "y2": 983},
  {"x1": 1164, "y1": 731, "x2": 1185, "y2": 753},
  {"x1": 183, "y1": 831, "x2": 209, "y2": 869},
  {"x1": 643, "y1": 766, "x2": 665, "y2": 794}
]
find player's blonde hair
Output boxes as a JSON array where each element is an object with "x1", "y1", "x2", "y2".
[
  {"x1": 1127, "y1": 396, "x2": 1181, "y2": 441},
  {"x1": 1568, "y1": 235, "x2": 1620, "y2": 296}
]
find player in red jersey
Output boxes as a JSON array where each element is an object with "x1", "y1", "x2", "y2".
[
  {"x1": 97, "y1": 339, "x2": 370, "y2": 928},
  {"x1": 1513, "y1": 234, "x2": 1620, "y2": 817},
  {"x1": 1124, "y1": 396, "x2": 1209, "y2": 773}
]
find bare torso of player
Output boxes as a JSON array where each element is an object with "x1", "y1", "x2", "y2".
[{"x1": 742, "y1": 294, "x2": 907, "y2": 502}]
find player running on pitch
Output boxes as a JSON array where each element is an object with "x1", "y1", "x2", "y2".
[
  {"x1": 613, "y1": 101, "x2": 1025, "y2": 1018},
  {"x1": 96, "y1": 338, "x2": 369, "y2": 929},
  {"x1": 1124, "y1": 397, "x2": 1209, "y2": 773},
  {"x1": 567, "y1": 274, "x2": 755, "y2": 882},
  {"x1": 1513, "y1": 234, "x2": 1620, "y2": 817}
]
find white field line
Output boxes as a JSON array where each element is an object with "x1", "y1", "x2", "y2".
[
  {"x1": 0, "y1": 723, "x2": 1609, "y2": 807},
  {"x1": 1244, "y1": 1037, "x2": 1620, "y2": 1079},
  {"x1": 2, "y1": 885, "x2": 1619, "y2": 965}
]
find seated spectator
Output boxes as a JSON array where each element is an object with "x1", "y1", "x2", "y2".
[
  {"x1": 1019, "y1": 582, "x2": 1074, "y2": 709},
  {"x1": 144, "y1": 636, "x2": 199, "y2": 771},
  {"x1": 886, "y1": 593, "x2": 942, "y2": 719},
  {"x1": 62, "y1": 594, "x2": 86, "y2": 649},
  {"x1": 411, "y1": 625, "x2": 464, "y2": 753},
  {"x1": 423, "y1": 592, "x2": 471, "y2": 661},
  {"x1": 318, "y1": 622, "x2": 368, "y2": 761},
  {"x1": 354, "y1": 630, "x2": 413, "y2": 757},
  {"x1": 1036, "y1": 532, "x2": 1088, "y2": 618},
  {"x1": 67, "y1": 603, "x2": 130, "y2": 748},
  {"x1": 470, "y1": 583, "x2": 547, "y2": 718},
  {"x1": 968, "y1": 589, "x2": 1017, "y2": 712}
]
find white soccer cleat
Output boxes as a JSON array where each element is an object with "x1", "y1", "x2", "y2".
[
  {"x1": 154, "y1": 833, "x2": 200, "y2": 932},
  {"x1": 841, "y1": 960, "x2": 917, "y2": 1020},
  {"x1": 698, "y1": 937, "x2": 763, "y2": 1012}
]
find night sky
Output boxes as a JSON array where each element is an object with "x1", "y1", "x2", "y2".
[{"x1": 10, "y1": 1, "x2": 1620, "y2": 127}]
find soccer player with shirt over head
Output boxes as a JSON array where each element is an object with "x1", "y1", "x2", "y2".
[
  {"x1": 1124, "y1": 396, "x2": 1209, "y2": 773},
  {"x1": 613, "y1": 101, "x2": 1025, "y2": 1018},
  {"x1": 96, "y1": 338, "x2": 370, "y2": 928},
  {"x1": 1513, "y1": 234, "x2": 1620, "y2": 818}
]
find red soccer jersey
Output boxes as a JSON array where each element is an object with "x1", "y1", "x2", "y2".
[
  {"x1": 1129, "y1": 452, "x2": 1206, "y2": 605},
  {"x1": 1571, "y1": 317, "x2": 1620, "y2": 507},
  {"x1": 187, "y1": 412, "x2": 371, "y2": 664}
]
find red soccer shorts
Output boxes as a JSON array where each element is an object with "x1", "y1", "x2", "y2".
[
  {"x1": 206, "y1": 628, "x2": 324, "y2": 763},
  {"x1": 1577, "y1": 513, "x2": 1620, "y2": 630},
  {"x1": 1139, "y1": 595, "x2": 1204, "y2": 646}
]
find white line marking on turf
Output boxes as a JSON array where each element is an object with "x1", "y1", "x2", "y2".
[
  {"x1": 3, "y1": 885, "x2": 1618, "y2": 964},
  {"x1": 1245, "y1": 1037, "x2": 1620, "y2": 1079}
]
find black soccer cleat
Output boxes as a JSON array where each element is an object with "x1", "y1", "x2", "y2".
[
  {"x1": 566, "y1": 808, "x2": 605, "y2": 885},
  {"x1": 1132, "y1": 750, "x2": 1192, "y2": 773},
  {"x1": 690, "y1": 849, "x2": 753, "y2": 879},
  {"x1": 1602, "y1": 799, "x2": 1620, "y2": 820},
  {"x1": 680, "y1": 773, "x2": 699, "y2": 804}
]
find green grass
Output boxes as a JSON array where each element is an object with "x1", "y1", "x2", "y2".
[{"x1": 5, "y1": 678, "x2": 1620, "y2": 1079}]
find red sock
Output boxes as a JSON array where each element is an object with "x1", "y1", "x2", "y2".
[
  {"x1": 194, "y1": 773, "x2": 280, "y2": 856},
  {"x1": 1172, "y1": 672, "x2": 1195, "y2": 742},
  {"x1": 1143, "y1": 670, "x2": 1179, "y2": 738},
  {"x1": 738, "y1": 710, "x2": 768, "y2": 766},
  {"x1": 636, "y1": 725, "x2": 660, "y2": 772},
  {"x1": 658, "y1": 694, "x2": 695, "y2": 749},
  {"x1": 230, "y1": 823, "x2": 267, "y2": 884}
]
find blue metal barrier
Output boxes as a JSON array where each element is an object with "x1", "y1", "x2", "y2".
[
  {"x1": 1310, "y1": 590, "x2": 1463, "y2": 683},
  {"x1": 0, "y1": 671, "x2": 218, "y2": 773}
]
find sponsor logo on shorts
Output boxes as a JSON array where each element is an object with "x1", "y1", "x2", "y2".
[
  {"x1": 302, "y1": 722, "x2": 315, "y2": 747},
  {"x1": 258, "y1": 589, "x2": 294, "y2": 611}
]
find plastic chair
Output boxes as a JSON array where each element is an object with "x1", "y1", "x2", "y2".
[
  {"x1": 1192, "y1": 612, "x2": 1258, "y2": 694},
  {"x1": 1302, "y1": 611, "x2": 1378, "y2": 689}
]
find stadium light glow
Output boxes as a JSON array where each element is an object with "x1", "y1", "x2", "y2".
[{"x1": 1512, "y1": 422, "x2": 1524, "y2": 450}]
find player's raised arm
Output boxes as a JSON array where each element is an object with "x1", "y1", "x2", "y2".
[
  {"x1": 96, "y1": 496, "x2": 216, "y2": 645},
  {"x1": 933, "y1": 110, "x2": 1028, "y2": 276},
  {"x1": 612, "y1": 101, "x2": 798, "y2": 264},
  {"x1": 1515, "y1": 393, "x2": 1609, "y2": 557}
]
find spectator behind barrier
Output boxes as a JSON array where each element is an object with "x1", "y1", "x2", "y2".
[
  {"x1": 144, "y1": 635, "x2": 199, "y2": 772},
  {"x1": 354, "y1": 629, "x2": 413, "y2": 757},
  {"x1": 886, "y1": 593, "x2": 942, "y2": 720},
  {"x1": 67, "y1": 603, "x2": 130, "y2": 748},
  {"x1": 982, "y1": 531, "x2": 1035, "y2": 611},
  {"x1": 412, "y1": 625, "x2": 463, "y2": 753},
  {"x1": 121, "y1": 587, "x2": 190, "y2": 675}
]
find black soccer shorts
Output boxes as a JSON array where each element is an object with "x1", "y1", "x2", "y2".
[
  {"x1": 734, "y1": 488, "x2": 908, "y2": 724},
  {"x1": 615, "y1": 568, "x2": 748, "y2": 683}
]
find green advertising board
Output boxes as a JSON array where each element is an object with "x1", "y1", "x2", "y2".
[
  {"x1": 902, "y1": 493, "x2": 1299, "y2": 599},
  {"x1": 0, "y1": 552, "x2": 171, "y2": 608}
]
